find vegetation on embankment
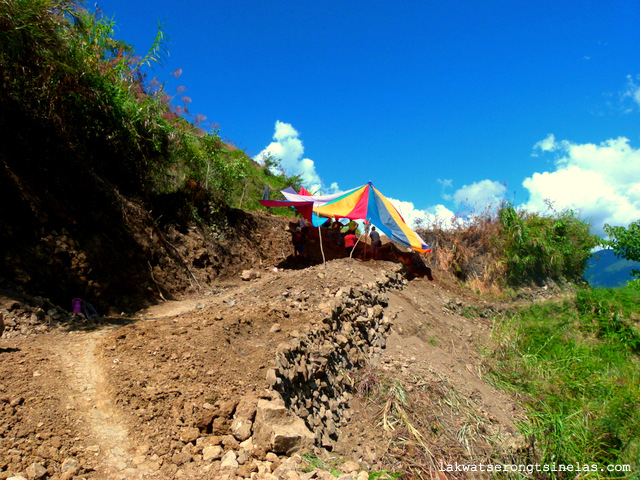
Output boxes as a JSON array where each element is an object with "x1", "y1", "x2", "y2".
[
  {"x1": 486, "y1": 286, "x2": 640, "y2": 478},
  {"x1": 417, "y1": 202, "x2": 598, "y2": 291},
  {"x1": 0, "y1": 0, "x2": 300, "y2": 308},
  {"x1": 0, "y1": 0, "x2": 298, "y2": 218}
]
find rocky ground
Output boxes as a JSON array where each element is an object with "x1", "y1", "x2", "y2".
[{"x1": 0, "y1": 246, "x2": 560, "y2": 480}]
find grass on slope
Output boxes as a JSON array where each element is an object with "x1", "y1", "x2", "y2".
[{"x1": 487, "y1": 287, "x2": 640, "y2": 478}]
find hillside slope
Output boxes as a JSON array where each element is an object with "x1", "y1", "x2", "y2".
[
  {"x1": 0, "y1": 131, "x2": 296, "y2": 313},
  {"x1": 0, "y1": 0, "x2": 302, "y2": 314}
]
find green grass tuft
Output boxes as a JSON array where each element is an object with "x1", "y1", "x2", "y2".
[
  {"x1": 368, "y1": 471, "x2": 403, "y2": 480},
  {"x1": 300, "y1": 454, "x2": 341, "y2": 477}
]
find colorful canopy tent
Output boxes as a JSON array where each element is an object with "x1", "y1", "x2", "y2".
[
  {"x1": 260, "y1": 182, "x2": 431, "y2": 254},
  {"x1": 258, "y1": 186, "x2": 359, "y2": 222},
  {"x1": 257, "y1": 199, "x2": 315, "y2": 221}
]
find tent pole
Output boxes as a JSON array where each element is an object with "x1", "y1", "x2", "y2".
[
  {"x1": 317, "y1": 222, "x2": 326, "y2": 268},
  {"x1": 350, "y1": 232, "x2": 362, "y2": 259},
  {"x1": 364, "y1": 219, "x2": 370, "y2": 260}
]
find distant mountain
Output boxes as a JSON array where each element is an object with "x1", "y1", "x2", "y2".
[{"x1": 584, "y1": 249, "x2": 640, "y2": 288}]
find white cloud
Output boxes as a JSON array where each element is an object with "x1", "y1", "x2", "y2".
[
  {"x1": 452, "y1": 179, "x2": 507, "y2": 210},
  {"x1": 533, "y1": 134, "x2": 561, "y2": 153},
  {"x1": 326, "y1": 182, "x2": 341, "y2": 195},
  {"x1": 272, "y1": 121, "x2": 299, "y2": 141},
  {"x1": 523, "y1": 136, "x2": 640, "y2": 235},
  {"x1": 438, "y1": 178, "x2": 453, "y2": 200},
  {"x1": 255, "y1": 120, "x2": 319, "y2": 186},
  {"x1": 426, "y1": 204, "x2": 459, "y2": 229},
  {"x1": 387, "y1": 197, "x2": 457, "y2": 230},
  {"x1": 255, "y1": 121, "x2": 338, "y2": 194},
  {"x1": 623, "y1": 74, "x2": 640, "y2": 110}
]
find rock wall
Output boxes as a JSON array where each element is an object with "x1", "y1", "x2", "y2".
[{"x1": 265, "y1": 271, "x2": 407, "y2": 449}]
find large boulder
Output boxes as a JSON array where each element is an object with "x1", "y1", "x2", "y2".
[{"x1": 252, "y1": 398, "x2": 314, "y2": 455}]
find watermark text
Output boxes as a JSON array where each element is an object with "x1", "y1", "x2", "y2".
[{"x1": 438, "y1": 462, "x2": 632, "y2": 474}]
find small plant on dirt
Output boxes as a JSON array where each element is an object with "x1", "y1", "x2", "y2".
[
  {"x1": 355, "y1": 365, "x2": 518, "y2": 479},
  {"x1": 368, "y1": 470, "x2": 403, "y2": 480},
  {"x1": 300, "y1": 454, "x2": 340, "y2": 477}
]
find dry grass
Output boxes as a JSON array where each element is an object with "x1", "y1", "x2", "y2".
[
  {"x1": 356, "y1": 366, "x2": 522, "y2": 479},
  {"x1": 416, "y1": 208, "x2": 507, "y2": 294}
]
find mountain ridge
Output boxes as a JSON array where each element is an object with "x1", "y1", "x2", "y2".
[{"x1": 585, "y1": 248, "x2": 640, "y2": 288}]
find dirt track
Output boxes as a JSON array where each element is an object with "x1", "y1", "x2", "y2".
[{"x1": 1, "y1": 259, "x2": 530, "y2": 479}]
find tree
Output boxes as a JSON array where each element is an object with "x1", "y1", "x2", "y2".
[{"x1": 603, "y1": 220, "x2": 640, "y2": 280}]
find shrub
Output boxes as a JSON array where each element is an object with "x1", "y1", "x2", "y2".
[
  {"x1": 416, "y1": 203, "x2": 597, "y2": 289},
  {"x1": 498, "y1": 203, "x2": 597, "y2": 285},
  {"x1": 415, "y1": 207, "x2": 506, "y2": 289}
]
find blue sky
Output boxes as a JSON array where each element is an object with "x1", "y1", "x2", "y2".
[{"x1": 97, "y1": 0, "x2": 640, "y2": 235}]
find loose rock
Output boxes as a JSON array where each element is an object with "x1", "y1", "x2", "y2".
[{"x1": 220, "y1": 450, "x2": 239, "y2": 469}]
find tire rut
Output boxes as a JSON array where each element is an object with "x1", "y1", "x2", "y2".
[{"x1": 53, "y1": 330, "x2": 152, "y2": 479}]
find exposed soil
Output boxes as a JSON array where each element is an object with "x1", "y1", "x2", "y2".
[
  {"x1": 0, "y1": 234, "x2": 561, "y2": 479},
  {"x1": 0, "y1": 160, "x2": 573, "y2": 480}
]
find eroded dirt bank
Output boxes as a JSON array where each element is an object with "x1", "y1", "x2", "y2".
[{"x1": 0, "y1": 259, "x2": 532, "y2": 479}]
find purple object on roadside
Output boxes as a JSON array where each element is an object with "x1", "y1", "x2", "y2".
[{"x1": 72, "y1": 298, "x2": 82, "y2": 314}]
